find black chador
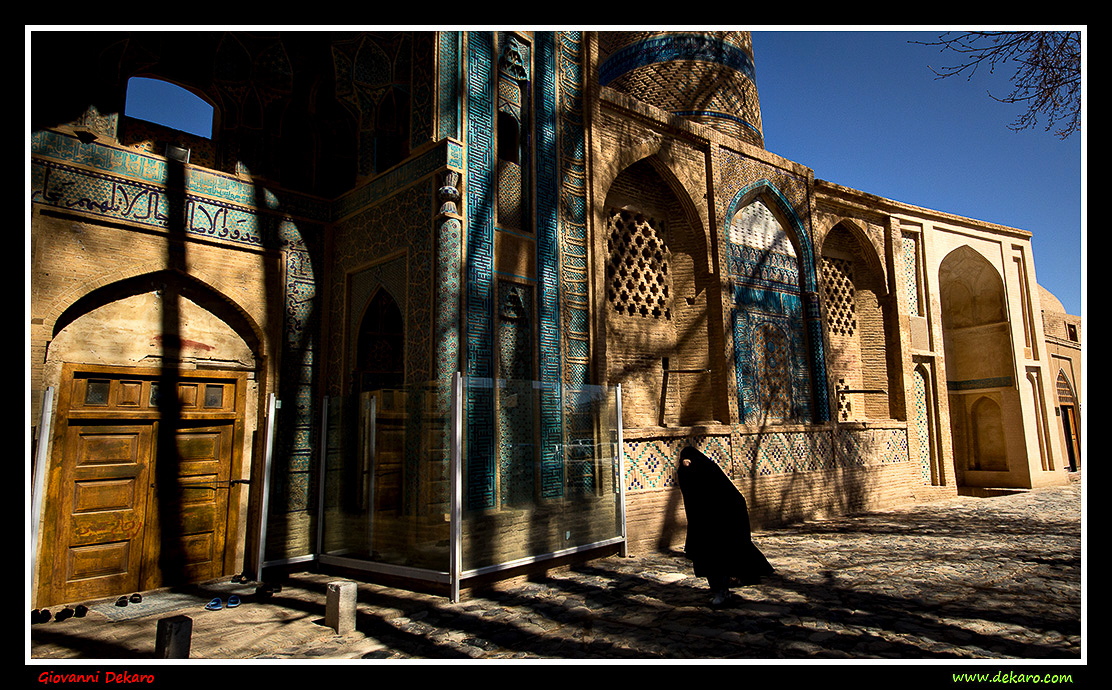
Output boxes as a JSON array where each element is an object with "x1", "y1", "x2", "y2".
[{"x1": 677, "y1": 446, "x2": 773, "y2": 604}]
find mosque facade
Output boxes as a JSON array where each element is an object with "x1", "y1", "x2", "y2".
[{"x1": 29, "y1": 31, "x2": 1079, "y2": 607}]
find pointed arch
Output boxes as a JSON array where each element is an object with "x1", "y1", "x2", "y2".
[
  {"x1": 819, "y1": 218, "x2": 887, "y2": 292},
  {"x1": 724, "y1": 179, "x2": 817, "y2": 291},
  {"x1": 939, "y1": 245, "x2": 1007, "y2": 329},
  {"x1": 353, "y1": 286, "x2": 405, "y2": 393},
  {"x1": 819, "y1": 219, "x2": 896, "y2": 420},
  {"x1": 1055, "y1": 368, "x2": 1077, "y2": 406},
  {"x1": 911, "y1": 363, "x2": 941, "y2": 485},
  {"x1": 969, "y1": 396, "x2": 1008, "y2": 471},
  {"x1": 600, "y1": 154, "x2": 720, "y2": 426},
  {"x1": 724, "y1": 179, "x2": 828, "y2": 423},
  {"x1": 51, "y1": 269, "x2": 264, "y2": 359}
]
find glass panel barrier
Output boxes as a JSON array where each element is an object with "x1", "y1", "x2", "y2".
[
  {"x1": 319, "y1": 377, "x2": 624, "y2": 589},
  {"x1": 320, "y1": 381, "x2": 453, "y2": 575},
  {"x1": 459, "y1": 378, "x2": 623, "y2": 575}
]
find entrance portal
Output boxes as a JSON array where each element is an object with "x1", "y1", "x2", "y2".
[{"x1": 39, "y1": 365, "x2": 246, "y2": 606}]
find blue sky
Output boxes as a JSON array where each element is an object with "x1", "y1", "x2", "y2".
[
  {"x1": 751, "y1": 29, "x2": 1084, "y2": 316},
  {"x1": 125, "y1": 77, "x2": 214, "y2": 138}
]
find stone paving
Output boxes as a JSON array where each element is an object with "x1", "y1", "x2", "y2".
[{"x1": 28, "y1": 480, "x2": 1083, "y2": 662}]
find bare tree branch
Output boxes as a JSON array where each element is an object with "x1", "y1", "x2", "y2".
[{"x1": 914, "y1": 31, "x2": 1081, "y2": 139}]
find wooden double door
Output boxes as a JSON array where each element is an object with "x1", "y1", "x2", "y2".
[{"x1": 39, "y1": 365, "x2": 247, "y2": 606}]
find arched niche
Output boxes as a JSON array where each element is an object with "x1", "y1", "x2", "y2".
[
  {"x1": 938, "y1": 246, "x2": 1017, "y2": 480},
  {"x1": 353, "y1": 287, "x2": 405, "y2": 393},
  {"x1": 723, "y1": 180, "x2": 827, "y2": 425},
  {"x1": 819, "y1": 220, "x2": 897, "y2": 421},
  {"x1": 938, "y1": 246, "x2": 1013, "y2": 385},
  {"x1": 969, "y1": 396, "x2": 1008, "y2": 471},
  {"x1": 601, "y1": 156, "x2": 719, "y2": 427}
]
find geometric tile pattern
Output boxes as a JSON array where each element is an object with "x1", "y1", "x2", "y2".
[
  {"x1": 597, "y1": 32, "x2": 762, "y2": 145},
  {"x1": 911, "y1": 365, "x2": 933, "y2": 484},
  {"x1": 728, "y1": 195, "x2": 810, "y2": 424},
  {"x1": 410, "y1": 32, "x2": 437, "y2": 151},
  {"x1": 753, "y1": 321, "x2": 793, "y2": 420},
  {"x1": 623, "y1": 434, "x2": 730, "y2": 491},
  {"x1": 901, "y1": 233, "x2": 921, "y2": 316},
  {"x1": 278, "y1": 220, "x2": 322, "y2": 511},
  {"x1": 497, "y1": 160, "x2": 525, "y2": 230},
  {"x1": 466, "y1": 31, "x2": 498, "y2": 510},
  {"x1": 466, "y1": 32, "x2": 583, "y2": 507},
  {"x1": 721, "y1": 179, "x2": 829, "y2": 424},
  {"x1": 535, "y1": 32, "x2": 568, "y2": 499},
  {"x1": 437, "y1": 32, "x2": 462, "y2": 141},
  {"x1": 715, "y1": 158, "x2": 830, "y2": 423},
  {"x1": 624, "y1": 426, "x2": 909, "y2": 492},
  {"x1": 552, "y1": 31, "x2": 591, "y2": 393},
  {"x1": 599, "y1": 32, "x2": 755, "y2": 86}
]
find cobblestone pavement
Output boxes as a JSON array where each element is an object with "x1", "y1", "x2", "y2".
[{"x1": 28, "y1": 481, "x2": 1083, "y2": 664}]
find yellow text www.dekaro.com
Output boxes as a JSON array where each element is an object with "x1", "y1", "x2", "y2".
[{"x1": 951, "y1": 670, "x2": 1075, "y2": 684}]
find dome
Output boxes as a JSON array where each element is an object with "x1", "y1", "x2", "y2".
[
  {"x1": 598, "y1": 31, "x2": 764, "y2": 148},
  {"x1": 1038, "y1": 284, "x2": 1067, "y2": 314}
]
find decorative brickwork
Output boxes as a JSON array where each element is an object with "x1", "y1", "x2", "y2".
[{"x1": 598, "y1": 31, "x2": 763, "y2": 147}]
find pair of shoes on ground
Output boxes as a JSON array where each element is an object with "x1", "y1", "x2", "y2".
[
  {"x1": 205, "y1": 595, "x2": 240, "y2": 611},
  {"x1": 254, "y1": 583, "x2": 283, "y2": 599},
  {"x1": 32, "y1": 604, "x2": 88, "y2": 624},
  {"x1": 115, "y1": 593, "x2": 143, "y2": 607}
]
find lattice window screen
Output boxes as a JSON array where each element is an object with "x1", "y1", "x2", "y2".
[
  {"x1": 821, "y1": 256, "x2": 856, "y2": 337},
  {"x1": 605, "y1": 209, "x2": 672, "y2": 320}
]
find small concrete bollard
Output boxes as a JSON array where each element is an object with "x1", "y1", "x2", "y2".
[
  {"x1": 325, "y1": 580, "x2": 357, "y2": 634},
  {"x1": 155, "y1": 615, "x2": 192, "y2": 659}
]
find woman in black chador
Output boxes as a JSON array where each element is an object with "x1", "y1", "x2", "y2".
[{"x1": 677, "y1": 446, "x2": 773, "y2": 605}]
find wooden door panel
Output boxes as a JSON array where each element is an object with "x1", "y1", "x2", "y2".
[
  {"x1": 143, "y1": 424, "x2": 233, "y2": 586},
  {"x1": 54, "y1": 423, "x2": 153, "y2": 602},
  {"x1": 66, "y1": 541, "x2": 131, "y2": 581},
  {"x1": 74, "y1": 432, "x2": 144, "y2": 468},
  {"x1": 72, "y1": 477, "x2": 141, "y2": 515},
  {"x1": 41, "y1": 365, "x2": 246, "y2": 607}
]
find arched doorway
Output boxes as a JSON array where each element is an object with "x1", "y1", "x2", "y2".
[
  {"x1": 1056, "y1": 370, "x2": 1081, "y2": 471},
  {"x1": 37, "y1": 273, "x2": 259, "y2": 606},
  {"x1": 351, "y1": 287, "x2": 407, "y2": 561},
  {"x1": 353, "y1": 287, "x2": 405, "y2": 393}
]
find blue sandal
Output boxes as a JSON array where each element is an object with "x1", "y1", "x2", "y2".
[
  {"x1": 204, "y1": 598, "x2": 223, "y2": 611},
  {"x1": 226, "y1": 595, "x2": 240, "y2": 608}
]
